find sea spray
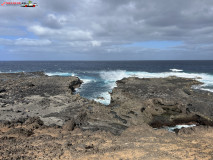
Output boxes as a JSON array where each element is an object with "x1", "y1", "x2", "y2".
[{"x1": 45, "y1": 70, "x2": 213, "y2": 105}]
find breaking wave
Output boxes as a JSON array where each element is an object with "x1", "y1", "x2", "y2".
[
  {"x1": 43, "y1": 70, "x2": 213, "y2": 105},
  {"x1": 81, "y1": 78, "x2": 96, "y2": 84},
  {"x1": 46, "y1": 72, "x2": 75, "y2": 77},
  {"x1": 99, "y1": 70, "x2": 213, "y2": 86},
  {"x1": 94, "y1": 92, "x2": 111, "y2": 105},
  {"x1": 170, "y1": 68, "x2": 183, "y2": 72},
  {"x1": 97, "y1": 70, "x2": 213, "y2": 105}
]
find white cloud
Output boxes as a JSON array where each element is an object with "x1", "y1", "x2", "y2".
[
  {"x1": 91, "y1": 41, "x2": 101, "y2": 47},
  {"x1": 28, "y1": 25, "x2": 55, "y2": 36},
  {"x1": 67, "y1": 30, "x2": 92, "y2": 41},
  {"x1": 29, "y1": 25, "x2": 92, "y2": 41},
  {"x1": 42, "y1": 14, "x2": 67, "y2": 29},
  {"x1": 15, "y1": 38, "x2": 52, "y2": 46}
]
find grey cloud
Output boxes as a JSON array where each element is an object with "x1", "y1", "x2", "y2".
[
  {"x1": 41, "y1": 14, "x2": 66, "y2": 29},
  {"x1": 1, "y1": 0, "x2": 213, "y2": 60}
]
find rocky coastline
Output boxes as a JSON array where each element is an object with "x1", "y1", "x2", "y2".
[{"x1": 0, "y1": 72, "x2": 213, "y2": 159}]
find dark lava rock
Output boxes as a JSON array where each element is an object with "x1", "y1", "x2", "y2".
[
  {"x1": 177, "y1": 127, "x2": 196, "y2": 135},
  {"x1": 0, "y1": 88, "x2": 6, "y2": 93},
  {"x1": 110, "y1": 77, "x2": 213, "y2": 128},
  {"x1": 12, "y1": 117, "x2": 28, "y2": 124},
  {"x1": 24, "y1": 117, "x2": 44, "y2": 130},
  {"x1": 0, "y1": 120, "x2": 11, "y2": 127},
  {"x1": 6, "y1": 128, "x2": 34, "y2": 137},
  {"x1": 0, "y1": 72, "x2": 129, "y2": 135},
  {"x1": 24, "y1": 117, "x2": 44, "y2": 126},
  {"x1": 0, "y1": 74, "x2": 213, "y2": 159},
  {"x1": 2, "y1": 72, "x2": 213, "y2": 138}
]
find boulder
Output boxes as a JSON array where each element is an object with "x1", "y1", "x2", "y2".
[{"x1": 63, "y1": 118, "x2": 75, "y2": 131}]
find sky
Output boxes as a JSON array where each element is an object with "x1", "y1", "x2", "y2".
[{"x1": 0, "y1": 0, "x2": 213, "y2": 60}]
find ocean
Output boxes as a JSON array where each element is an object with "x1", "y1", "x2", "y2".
[{"x1": 0, "y1": 61, "x2": 213, "y2": 105}]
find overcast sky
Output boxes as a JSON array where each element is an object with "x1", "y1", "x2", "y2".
[{"x1": 0, "y1": 0, "x2": 213, "y2": 60}]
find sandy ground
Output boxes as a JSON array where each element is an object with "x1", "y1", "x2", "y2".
[{"x1": 1, "y1": 122, "x2": 213, "y2": 160}]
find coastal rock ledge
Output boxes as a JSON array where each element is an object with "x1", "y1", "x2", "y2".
[
  {"x1": 0, "y1": 72, "x2": 213, "y2": 160},
  {"x1": 110, "y1": 77, "x2": 213, "y2": 128}
]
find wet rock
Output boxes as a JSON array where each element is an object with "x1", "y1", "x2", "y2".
[{"x1": 69, "y1": 78, "x2": 82, "y2": 92}]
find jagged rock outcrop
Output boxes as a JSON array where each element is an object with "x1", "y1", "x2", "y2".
[
  {"x1": 1, "y1": 73, "x2": 213, "y2": 159},
  {"x1": 0, "y1": 72, "x2": 126, "y2": 135},
  {"x1": 110, "y1": 77, "x2": 213, "y2": 128}
]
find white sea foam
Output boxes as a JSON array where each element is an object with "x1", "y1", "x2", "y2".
[
  {"x1": 94, "y1": 92, "x2": 111, "y2": 105},
  {"x1": 166, "y1": 124, "x2": 196, "y2": 132},
  {"x1": 46, "y1": 72, "x2": 75, "y2": 76},
  {"x1": 170, "y1": 68, "x2": 183, "y2": 72},
  {"x1": 99, "y1": 70, "x2": 131, "y2": 90},
  {"x1": 45, "y1": 70, "x2": 213, "y2": 105},
  {"x1": 99, "y1": 70, "x2": 213, "y2": 87},
  {"x1": 198, "y1": 87, "x2": 213, "y2": 92},
  {"x1": 100, "y1": 70, "x2": 128, "y2": 82},
  {"x1": 81, "y1": 79, "x2": 96, "y2": 84},
  {"x1": 81, "y1": 79, "x2": 92, "y2": 84},
  {"x1": 98, "y1": 70, "x2": 213, "y2": 105}
]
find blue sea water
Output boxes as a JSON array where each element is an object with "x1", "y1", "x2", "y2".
[{"x1": 0, "y1": 61, "x2": 213, "y2": 105}]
